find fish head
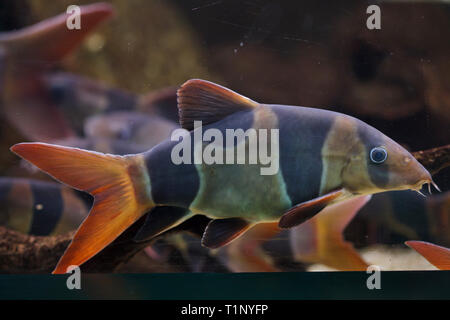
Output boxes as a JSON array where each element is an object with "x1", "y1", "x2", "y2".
[{"x1": 339, "y1": 117, "x2": 432, "y2": 195}]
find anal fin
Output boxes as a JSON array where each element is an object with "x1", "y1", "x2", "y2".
[
  {"x1": 202, "y1": 218, "x2": 251, "y2": 249},
  {"x1": 133, "y1": 206, "x2": 191, "y2": 242},
  {"x1": 279, "y1": 189, "x2": 345, "y2": 228}
]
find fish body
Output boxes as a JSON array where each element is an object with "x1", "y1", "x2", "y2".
[
  {"x1": 144, "y1": 103, "x2": 428, "y2": 223},
  {"x1": 11, "y1": 79, "x2": 433, "y2": 273},
  {"x1": 0, "y1": 177, "x2": 89, "y2": 235}
]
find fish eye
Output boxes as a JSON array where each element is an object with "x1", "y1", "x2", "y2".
[{"x1": 370, "y1": 147, "x2": 388, "y2": 164}]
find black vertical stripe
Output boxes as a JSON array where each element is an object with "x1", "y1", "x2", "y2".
[
  {"x1": 270, "y1": 105, "x2": 334, "y2": 205},
  {"x1": 144, "y1": 109, "x2": 255, "y2": 207},
  {"x1": 0, "y1": 178, "x2": 13, "y2": 203},
  {"x1": 29, "y1": 181, "x2": 64, "y2": 236},
  {"x1": 0, "y1": 178, "x2": 13, "y2": 226},
  {"x1": 144, "y1": 140, "x2": 200, "y2": 208},
  {"x1": 356, "y1": 121, "x2": 390, "y2": 188}
]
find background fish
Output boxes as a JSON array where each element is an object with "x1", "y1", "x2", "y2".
[
  {"x1": 0, "y1": 177, "x2": 89, "y2": 235},
  {"x1": 0, "y1": 2, "x2": 114, "y2": 141},
  {"x1": 0, "y1": 3, "x2": 179, "y2": 146},
  {"x1": 218, "y1": 190, "x2": 450, "y2": 272},
  {"x1": 45, "y1": 72, "x2": 179, "y2": 135}
]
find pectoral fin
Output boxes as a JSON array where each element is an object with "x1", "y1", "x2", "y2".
[
  {"x1": 279, "y1": 189, "x2": 345, "y2": 228},
  {"x1": 201, "y1": 218, "x2": 251, "y2": 249}
]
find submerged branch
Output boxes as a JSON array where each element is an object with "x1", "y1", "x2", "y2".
[
  {"x1": 413, "y1": 144, "x2": 450, "y2": 175},
  {"x1": 0, "y1": 224, "x2": 150, "y2": 273},
  {"x1": 0, "y1": 227, "x2": 73, "y2": 273}
]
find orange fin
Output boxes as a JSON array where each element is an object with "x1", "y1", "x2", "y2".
[
  {"x1": 201, "y1": 218, "x2": 251, "y2": 249},
  {"x1": 10, "y1": 142, "x2": 153, "y2": 274},
  {"x1": 177, "y1": 79, "x2": 259, "y2": 131},
  {"x1": 291, "y1": 195, "x2": 371, "y2": 271},
  {"x1": 406, "y1": 241, "x2": 450, "y2": 270},
  {"x1": 0, "y1": 3, "x2": 114, "y2": 62},
  {"x1": 279, "y1": 189, "x2": 345, "y2": 228},
  {"x1": 225, "y1": 222, "x2": 280, "y2": 272}
]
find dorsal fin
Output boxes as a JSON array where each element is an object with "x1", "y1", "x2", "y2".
[{"x1": 177, "y1": 79, "x2": 259, "y2": 130}]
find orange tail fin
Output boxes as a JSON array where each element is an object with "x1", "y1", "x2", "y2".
[
  {"x1": 11, "y1": 143, "x2": 153, "y2": 274},
  {"x1": 406, "y1": 241, "x2": 450, "y2": 270},
  {"x1": 290, "y1": 195, "x2": 371, "y2": 271}
]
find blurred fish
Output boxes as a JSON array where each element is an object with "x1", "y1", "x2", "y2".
[
  {"x1": 149, "y1": 232, "x2": 229, "y2": 273},
  {"x1": 346, "y1": 190, "x2": 450, "y2": 248},
  {"x1": 220, "y1": 196, "x2": 370, "y2": 272},
  {"x1": 45, "y1": 72, "x2": 179, "y2": 135},
  {"x1": 47, "y1": 111, "x2": 177, "y2": 156},
  {"x1": 406, "y1": 241, "x2": 450, "y2": 270},
  {"x1": 84, "y1": 111, "x2": 177, "y2": 147},
  {"x1": 0, "y1": 3, "x2": 181, "y2": 144},
  {"x1": 0, "y1": 2, "x2": 114, "y2": 141},
  {"x1": 222, "y1": 191, "x2": 449, "y2": 272},
  {"x1": 10, "y1": 79, "x2": 435, "y2": 274},
  {"x1": 289, "y1": 195, "x2": 371, "y2": 271},
  {"x1": 219, "y1": 222, "x2": 281, "y2": 272},
  {"x1": 0, "y1": 177, "x2": 89, "y2": 236}
]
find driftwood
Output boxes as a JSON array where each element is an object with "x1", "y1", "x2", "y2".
[
  {"x1": 0, "y1": 224, "x2": 149, "y2": 273},
  {"x1": 0, "y1": 145, "x2": 448, "y2": 273},
  {"x1": 412, "y1": 144, "x2": 450, "y2": 176}
]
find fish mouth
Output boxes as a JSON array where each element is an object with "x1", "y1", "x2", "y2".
[{"x1": 413, "y1": 178, "x2": 441, "y2": 197}]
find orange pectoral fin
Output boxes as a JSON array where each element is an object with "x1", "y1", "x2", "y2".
[
  {"x1": 406, "y1": 241, "x2": 450, "y2": 270},
  {"x1": 291, "y1": 195, "x2": 371, "y2": 271},
  {"x1": 279, "y1": 189, "x2": 345, "y2": 228}
]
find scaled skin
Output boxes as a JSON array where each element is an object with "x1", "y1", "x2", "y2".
[{"x1": 144, "y1": 102, "x2": 432, "y2": 224}]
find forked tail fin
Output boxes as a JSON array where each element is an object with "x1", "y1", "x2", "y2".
[{"x1": 11, "y1": 143, "x2": 153, "y2": 274}]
